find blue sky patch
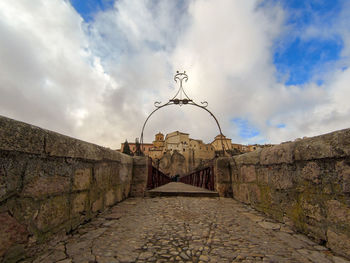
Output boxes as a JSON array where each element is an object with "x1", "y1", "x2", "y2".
[
  {"x1": 232, "y1": 118, "x2": 260, "y2": 139},
  {"x1": 272, "y1": 0, "x2": 344, "y2": 85},
  {"x1": 70, "y1": 0, "x2": 115, "y2": 22}
]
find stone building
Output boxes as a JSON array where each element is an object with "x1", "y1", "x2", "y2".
[
  {"x1": 158, "y1": 131, "x2": 215, "y2": 176},
  {"x1": 148, "y1": 132, "x2": 165, "y2": 159},
  {"x1": 211, "y1": 134, "x2": 234, "y2": 151}
]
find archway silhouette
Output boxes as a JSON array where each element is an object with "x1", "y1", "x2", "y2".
[{"x1": 140, "y1": 71, "x2": 228, "y2": 154}]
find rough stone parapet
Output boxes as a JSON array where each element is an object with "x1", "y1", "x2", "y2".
[
  {"x1": 0, "y1": 115, "x2": 140, "y2": 262},
  {"x1": 229, "y1": 128, "x2": 350, "y2": 259}
]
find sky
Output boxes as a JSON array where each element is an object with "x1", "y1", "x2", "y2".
[{"x1": 1, "y1": 0, "x2": 350, "y2": 149}]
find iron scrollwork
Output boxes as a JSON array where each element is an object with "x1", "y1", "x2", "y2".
[{"x1": 140, "y1": 71, "x2": 226, "y2": 154}]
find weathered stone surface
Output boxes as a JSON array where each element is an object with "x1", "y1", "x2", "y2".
[
  {"x1": 30, "y1": 197, "x2": 350, "y2": 263},
  {"x1": 22, "y1": 175, "x2": 70, "y2": 198},
  {"x1": 0, "y1": 155, "x2": 25, "y2": 201},
  {"x1": 301, "y1": 162, "x2": 321, "y2": 184},
  {"x1": 105, "y1": 190, "x2": 116, "y2": 207},
  {"x1": 118, "y1": 162, "x2": 133, "y2": 185},
  {"x1": 214, "y1": 158, "x2": 232, "y2": 197},
  {"x1": 329, "y1": 230, "x2": 350, "y2": 259},
  {"x1": 72, "y1": 168, "x2": 91, "y2": 191},
  {"x1": 260, "y1": 142, "x2": 294, "y2": 165},
  {"x1": 0, "y1": 115, "x2": 45, "y2": 154},
  {"x1": 0, "y1": 212, "x2": 28, "y2": 257},
  {"x1": 326, "y1": 200, "x2": 350, "y2": 224},
  {"x1": 258, "y1": 166, "x2": 294, "y2": 189},
  {"x1": 0, "y1": 116, "x2": 138, "y2": 259},
  {"x1": 234, "y1": 148, "x2": 262, "y2": 165},
  {"x1": 71, "y1": 192, "x2": 88, "y2": 215},
  {"x1": 45, "y1": 130, "x2": 127, "y2": 161},
  {"x1": 294, "y1": 129, "x2": 350, "y2": 161},
  {"x1": 301, "y1": 200, "x2": 324, "y2": 222},
  {"x1": 92, "y1": 197, "x2": 103, "y2": 213},
  {"x1": 258, "y1": 221, "x2": 281, "y2": 230},
  {"x1": 233, "y1": 184, "x2": 260, "y2": 204},
  {"x1": 240, "y1": 165, "x2": 256, "y2": 183},
  {"x1": 336, "y1": 160, "x2": 350, "y2": 193},
  {"x1": 327, "y1": 229, "x2": 350, "y2": 259},
  {"x1": 36, "y1": 196, "x2": 70, "y2": 232},
  {"x1": 130, "y1": 156, "x2": 149, "y2": 197},
  {"x1": 94, "y1": 162, "x2": 114, "y2": 190}
]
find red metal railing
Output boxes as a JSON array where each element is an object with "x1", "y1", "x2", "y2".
[
  {"x1": 147, "y1": 158, "x2": 172, "y2": 190},
  {"x1": 179, "y1": 164, "x2": 215, "y2": 191}
]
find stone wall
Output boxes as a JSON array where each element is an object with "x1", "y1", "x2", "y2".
[
  {"x1": 230, "y1": 128, "x2": 350, "y2": 259},
  {"x1": 0, "y1": 116, "x2": 142, "y2": 262}
]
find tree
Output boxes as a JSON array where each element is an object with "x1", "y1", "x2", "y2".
[
  {"x1": 134, "y1": 138, "x2": 144, "y2": 156},
  {"x1": 122, "y1": 140, "x2": 133, "y2": 156}
]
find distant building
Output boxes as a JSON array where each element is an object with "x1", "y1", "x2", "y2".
[{"x1": 118, "y1": 132, "x2": 272, "y2": 159}]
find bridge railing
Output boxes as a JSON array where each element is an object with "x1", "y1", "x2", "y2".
[
  {"x1": 179, "y1": 163, "x2": 215, "y2": 191},
  {"x1": 147, "y1": 158, "x2": 172, "y2": 189}
]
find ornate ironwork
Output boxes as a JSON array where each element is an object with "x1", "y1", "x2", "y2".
[{"x1": 140, "y1": 71, "x2": 226, "y2": 154}]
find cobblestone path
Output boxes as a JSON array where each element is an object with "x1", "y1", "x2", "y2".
[{"x1": 31, "y1": 197, "x2": 349, "y2": 263}]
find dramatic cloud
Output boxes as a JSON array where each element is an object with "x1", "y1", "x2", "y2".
[{"x1": 1, "y1": 0, "x2": 350, "y2": 148}]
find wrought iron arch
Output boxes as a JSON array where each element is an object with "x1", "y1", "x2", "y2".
[{"x1": 140, "y1": 71, "x2": 227, "y2": 154}]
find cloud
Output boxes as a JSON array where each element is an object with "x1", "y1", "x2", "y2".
[{"x1": 1, "y1": 0, "x2": 350, "y2": 149}]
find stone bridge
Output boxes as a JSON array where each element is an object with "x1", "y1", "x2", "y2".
[{"x1": 1, "y1": 115, "x2": 350, "y2": 263}]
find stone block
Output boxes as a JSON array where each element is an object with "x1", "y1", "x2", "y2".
[
  {"x1": 256, "y1": 167, "x2": 269, "y2": 185},
  {"x1": 92, "y1": 197, "x2": 103, "y2": 213},
  {"x1": 260, "y1": 142, "x2": 294, "y2": 165},
  {"x1": 214, "y1": 157, "x2": 231, "y2": 183},
  {"x1": 336, "y1": 161, "x2": 350, "y2": 193},
  {"x1": 105, "y1": 190, "x2": 115, "y2": 207},
  {"x1": 94, "y1": 163, "x2": 112, "y2": 190},
  {"x1": 130, "y1": 158, "x2": 148, "y2": 197},
  {"x1": 73, "y1": 169, "x2": 91, "y2": 191},
  {"x1": 301, "y1": 200, "x2": 323, "y2": 222},
  {"x1": 326, "y1": 199, "x2": 350, "y2": 224},
  {"x1": 233, "y1": 184, "x2": 260, "y2": 204},
  {"x1": 301, "y1": 162, "x2": 321, "y2": 184},
  {"x1": 131, "y1": 157, "x2": 148, "y2": 196},
  {"x1": 327, "y1": 229, "x2": 350, "y2": 259},
  {"x1": 123, "y1": 183, "x2": 131, "y2": 198},
  {"x1": 0, "y1": 155, "x2": 25, "y2": 201},
  {"x1": 216, "y1": 183, "x2": 232, "y2": 197},
  {"x1": 71, "y1": 192, "x2": 89, "y2": 215},
  {"x1": 133, "y1": 156, "x2": 148, "y2": 166},
  {"x1": 115, "y1": 186, "x2": 123, "y2": 202},
  {"x1": 294, "y1": 128, "x2": 350, "y2": 161},
  {"x1": 36, "y1": 195, "x2": 70, "y2": 232},
  {"x1": 0, "y1": 212, "x2": 28, "y2": 257},
  {"x1": 118, "y1": 162, "x2": 133, "y2": 185},
  {"x1": 270, "y1": 166, "x2": 295, "y2": 190},
  {"x1": 0, "y1": 115, "x2": 44, "y2": 154},
  {"x1": 22, "y1": 175, "x2": 70, "y2": 198},
  {"x1": 234, "y1": 149, "x2": 262, "y2": 165},
  {"x1": 240, "y1": 165, "x2": 256, "y2": 183},
  {"x1": 257, "y1": 166, "x2": 294, "y2": 190},
  {"x1": 45, "y1": 130, "x2": 131, "y2": 162}
]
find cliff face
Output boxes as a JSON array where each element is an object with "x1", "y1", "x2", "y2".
[{"x1": 158, "y1": 151, "x2": 186, "y2": 177}]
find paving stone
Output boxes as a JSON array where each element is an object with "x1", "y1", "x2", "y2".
[{"x1": 27, "y1": 197, "x2": 349, "y2": 263}]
